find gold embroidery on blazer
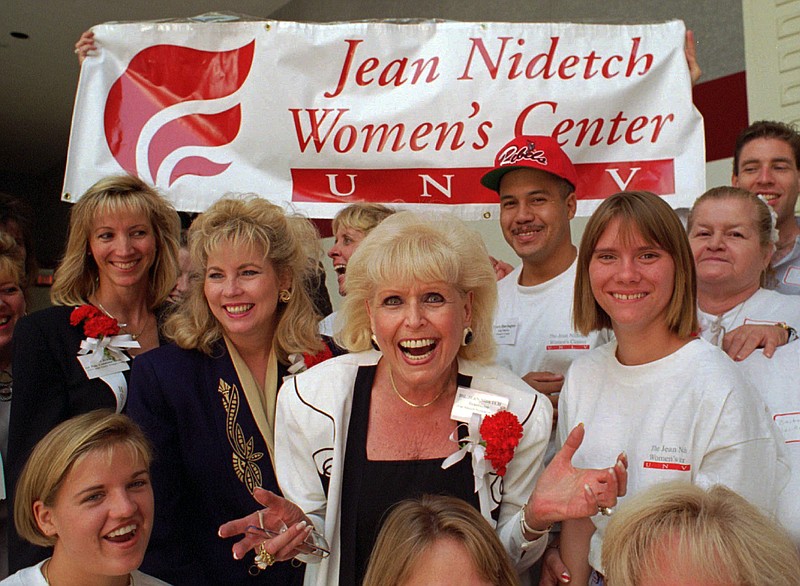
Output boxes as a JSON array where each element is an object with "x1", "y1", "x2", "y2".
[{"x1": 218, "y1": 378, "x2": 263, "y2": 494}]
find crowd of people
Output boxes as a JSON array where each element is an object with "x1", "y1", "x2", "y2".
[{"x1": 0, "y1": 25, "x2": 796, "y2": 586}]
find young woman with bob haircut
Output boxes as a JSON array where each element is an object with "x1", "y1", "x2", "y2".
[
  {"x1": 7, "y1": 175, "x2": 180, "y2": 572},
  {"x1": 128, "y1": 197, "x2": 331, "y2": 585},
  {"x1": 601, "y1": 482, "x2": 800, "y2": 586},
  {"x1": 220, "y1": 211, "x2": 627, "y2": 586},
  {"x1": 543, "y1": 191, "x2": 787, "y2": 585},
  {"x1": 4, "y1": 410, "x2": 168, "y2": 585},
  {"x1": 362, "y1": 495, "x2": 520, "y2": 586}
]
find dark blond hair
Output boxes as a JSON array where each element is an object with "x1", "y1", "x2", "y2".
[
  {"x1": 602, "y1": 482, "x2": 800, "y2": 586},
  {"x1": 14, "y1": 411, "x2": 152, "y2": 547},
  {"x1": 573, "y1": 191, "x2": 698, "y2": 337},
  {"x1": 51, "y1": 175, "x2": 181, "y2": 309},
  {"x1": 164, "y1": 197, "x2": 323, "y2": 361},
  {"x1": 688, "y1": 186, "x2": 776, "y2": 287},
  {"x1": 337, "y1": 211, "x2": 496, "y2": 362},
  {"x1": 362, "y1": 495, "x2": 520, "y2": 586},
  {"x1": 331, "y1": 203, "x2": 395, "y2": 235}
]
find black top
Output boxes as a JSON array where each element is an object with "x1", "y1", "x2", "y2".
[
  {"x1": 7, "y1": 304, "x2": 168, "y2": 572},
  {"x1": 339, "y1": 366, "x2": 479, "y2": 586}
]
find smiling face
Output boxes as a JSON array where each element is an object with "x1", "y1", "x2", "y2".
[
  {"x1": 328, "y1": 225, "x2": 366, "y2": 296},
  {"x1": 733, "y1": 137, "x2": 800, "y2": 227},
  {"x1": 589, "y1": 218, "x2": 676, "y2": 339},
  {"x1": 0, "y1": 270, "x2": 25, "y2": 362},
  {"x1": 89, "y1": 209, "x2": 156, "y2": 293},
  {"x1": 33, "y1": 446, "x2": 153, "y2": 580},
  {"x1": 689, "y1": 198, "x2": 772, "y2": 299},
  {"x1": 204, "y1": 241, "x2": 290, "y2": 347},
  {"x1": 499, "y1": 168, "x2": 576, "y2": 271},
  {"x1": 367, "y1": 281, "x2": 472, "y2": 390}
]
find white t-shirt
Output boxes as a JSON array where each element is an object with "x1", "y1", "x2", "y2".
[
  {"x1": 558, "y1": 338, "x2": 788, "y2": 573},
  {"x1": 697, "y1": 287, "x2": 800, "y2": 346},
  {"x1": 493, "y1": 261, "x2": 612, "y2": 377},
  {"x1": 740, "y1": 342, "x2": 800, "y2": 545},
  {"x1": 771, "y1": 217, "x2": 800, "y2": 295},
  {"x1": 0, "y1": 560, "x2": 170, "y2": 585}
]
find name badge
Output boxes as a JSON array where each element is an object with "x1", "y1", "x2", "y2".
[
  {"x1": 493, "y1": 319, "x2": 519, "y2": 345},
  {"x1": 774, "y1": 412, "x2": 800, "y2": 443},
  {"x1": 450, "y1": 386, "x2": 510, "y2": 423},
  {"x1": 77, "y1": 352, "x2": 130, "y2": 380},
  {"x1": 783, "y1": 266, "x2": 800, "y2": 287}
]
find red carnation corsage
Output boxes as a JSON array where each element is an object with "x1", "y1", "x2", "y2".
[
  {"x1": 71, "y1": 304, "x2": 120, "y2": 338},
  {"x1": 479, "y1": 410, "x2": 523, "y2": 477}
]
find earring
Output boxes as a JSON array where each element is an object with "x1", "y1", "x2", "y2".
[
  {"x1": 370, "y1": 334, "x2": 380, "y2": 351},
  {"x1": 462, "y1": 327, "x2": 474, "y2": 346},
  {"x1": 279, "y1": 289, "x2": 291, "y2": 303}
]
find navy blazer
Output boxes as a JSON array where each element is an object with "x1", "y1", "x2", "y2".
[{"x1": 127, "y1": 341, "x2": 303, "y2": 586}]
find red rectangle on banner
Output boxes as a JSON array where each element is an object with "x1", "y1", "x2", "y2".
[
  {"x1": 643, "y1": 461, "x2": 691, "y2": 471},
  {"x1": 291, "y1": 159, "x2": 674, "y2": 204}
]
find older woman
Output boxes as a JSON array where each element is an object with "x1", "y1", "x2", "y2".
[
  {"x1": 601, "y1": 482, "x2": 800, "y2": 586},
  {"x1": 221, "y1": 211, "x2": 627, "y2": 586},
  {"x1": 362, "y1": 495, "x2": 520, "y2": 586},
  {"x1": 4, "y1": 410, "x2": 168, "y2": 586},
  {"x1": 688, "y1": 186, "x2": 800, "y2": 360},
  {"x1": 320, "y1": 203, "x2": 394, "y2": 337},
  {"x1": 7, "y1": 175, "x2": 180, "y2": 572},
  {"x1": 127, "y1": 197, "x2": 331, "y2": 585},
  {"x1": 552, "y1": 191, "x2": 787, "y2": 585}
]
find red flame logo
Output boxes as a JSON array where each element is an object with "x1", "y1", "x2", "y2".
[{"x1": 104, "y1": 41, "x2": 255, "y2": 186}]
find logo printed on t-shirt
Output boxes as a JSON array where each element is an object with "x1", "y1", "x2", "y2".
[{"x1": 643, "y1": 443, "x2": 691, "y2": 472}]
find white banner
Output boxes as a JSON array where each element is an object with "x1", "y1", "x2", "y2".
[{"x1": 64, "y1": 16, "x2": 705, "y2": 218}]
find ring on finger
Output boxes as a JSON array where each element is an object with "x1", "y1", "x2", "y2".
[
  {"x1": 253, "y1": 543, "x2": 276, "y2": 571},
  {"x1": 599, "y1": 506, "x2": 614, "y2": 516}
]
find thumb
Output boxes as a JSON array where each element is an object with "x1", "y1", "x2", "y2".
[
  {"x1": 556, "y1": 422, "x2": 585, "y2": 464},
  {"x1": 253, "y1": 487, "x2": 280, "y2": 508}
]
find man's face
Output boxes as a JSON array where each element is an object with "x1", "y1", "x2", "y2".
[
  {"x1": 733, "y1": 137, "x2": 800, "y2": 225},
  {"x1": 498, "y1": 168, "x2": 576, "y2": 266}
]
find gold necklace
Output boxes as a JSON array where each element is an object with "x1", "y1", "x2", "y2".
[
  {"x1": 388, "y1": 367, "x2": 448, "y2": 408},
  {"x1": 95, "y1": 301, "x2": 149, "y2": 341},
  {"x1": 42, "y1": 559, "x2": 135, "y2": 585}
]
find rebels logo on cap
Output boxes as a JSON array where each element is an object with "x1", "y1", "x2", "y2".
[
  {"x1": 481, "y1": 135, "x2": 578, "y2": 193},
  {"x1": 497, "y1": 140, "x2": 548, "y2": 167}
]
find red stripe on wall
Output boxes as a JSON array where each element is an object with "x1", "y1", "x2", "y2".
[{"x1": 692, "y1": 71, "x2": 748, "y2": 163}]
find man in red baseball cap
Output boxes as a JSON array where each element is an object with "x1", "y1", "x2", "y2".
[{"x1": 483, "y1": 135, "x2": 611, "y2": 420}]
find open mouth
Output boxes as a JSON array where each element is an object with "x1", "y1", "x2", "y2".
[
  {"x1": 757, "y1": 193, "x2": 779, "y2": 203},
  {"x1": 0, "y1": 316, "x2": 10, "y2": 326},
  {"x1": 104, "y1": 523, "x2": 138, "y2": 544},
  {"x1": 334, "y1": 264, "x2": 346, "y2": 276},
  {"x1": 611, "y1": 292, "x2": 646, "y2": 300},
  {"x1": 399, "y1": 338, "x2": 437, "y2": 360},
  {"x1": 224, "y1": 304, "x2": 254, "y2": 315}
]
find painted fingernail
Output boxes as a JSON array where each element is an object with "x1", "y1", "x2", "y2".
[
  {"x1": 296, "y1": 521, "x2": 307, "y2": 530},
  {"x1": 560, "y1": 571, "x2": 571, "y2": 582},
  {"x1": 233, "y1": 551, "x2": 240, "y2": 560}
]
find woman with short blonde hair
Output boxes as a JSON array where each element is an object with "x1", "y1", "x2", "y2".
[
  {"x1": 602, "y1": 482, "x2": 800, "y2": 586},
  {"x1": 5, "y1": 410, "x2": 168, "y2": 586}
]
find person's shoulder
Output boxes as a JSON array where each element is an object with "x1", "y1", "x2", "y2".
[
  {"x1": 755, "y1": 287, "x2": 800, "y2": 307},
  {"x1": 132, "y1": 570, "x2": 172, "y2": 586},
  {"x1": 458, "y1": 360, "x2": 548, "y2": 414},
  {"x1": 19, "y1": 305, "x2": 75, "y2": 328},
  {"x1": 132, "y1": 341, "x2": 207, "y2": 372},
  {"x1": 0, "y1": 562, "x2": 46, "y2": 585},
  {"x1": 495, "y1": 264, "x2": 522, "y2": 295}
]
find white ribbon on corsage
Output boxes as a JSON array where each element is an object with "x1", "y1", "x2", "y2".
[
  {"x1": 441, "y1": 412, "x2": 497, "y2": 527},
  {"x1": 77, "y1": 334, "x2": 140, "y2": 413}
]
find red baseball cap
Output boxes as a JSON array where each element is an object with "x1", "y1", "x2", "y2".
[{"x1": 480, "y1": 135, "x2": 578, "y2": 193}]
